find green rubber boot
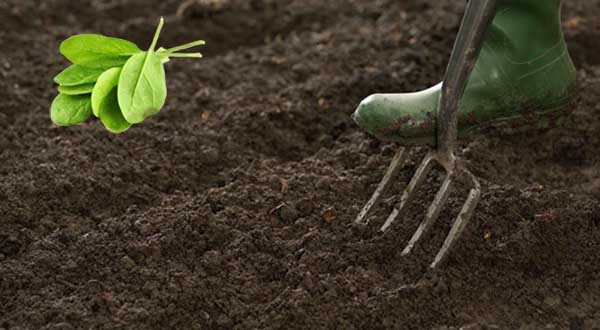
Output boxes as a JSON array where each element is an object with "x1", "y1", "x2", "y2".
[{"x1": 353, "y1": 0, "x2": 576, "y2": 145}]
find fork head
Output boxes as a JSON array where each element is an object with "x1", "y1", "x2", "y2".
[
  {"x1": 356, "y1": 147, "x2": 481, "y2": 269},
  {"x1": 354, "y1": 0, "x2": 495, "y2": 269}
]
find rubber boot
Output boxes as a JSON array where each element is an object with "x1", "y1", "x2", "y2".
[{"x1": 353, "y1": 0, "x2": 576, "y2": 145}]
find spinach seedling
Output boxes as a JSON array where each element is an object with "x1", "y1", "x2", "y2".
[{"x1": 51, "y1": 17, "x2": 204, "y2": 133}]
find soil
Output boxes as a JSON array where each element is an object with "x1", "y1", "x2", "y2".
[{"x1": 1, "y1": 0, "x2": 600, "y2": 329}]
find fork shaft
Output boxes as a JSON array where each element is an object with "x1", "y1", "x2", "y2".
[{"x1": 437, "y1": 0, "x2": 498, "y2": 153}]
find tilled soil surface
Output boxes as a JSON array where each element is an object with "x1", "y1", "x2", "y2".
[{"x1": 1, "y1": 0, "x2": 600, "y2": 329}]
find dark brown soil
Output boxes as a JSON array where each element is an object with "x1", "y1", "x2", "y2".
[{"x1": 1, "y1": 0, "x2": 600, "y2": 329}]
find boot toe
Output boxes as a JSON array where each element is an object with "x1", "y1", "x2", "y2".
[
  {"x1": 352, "y1": 94, "x2": 381, "y2": 132},
  {"x1": 353, "y1": 92, "x2": 437, "y2": 144}
]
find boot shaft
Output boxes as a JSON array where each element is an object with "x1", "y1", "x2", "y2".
[
  {"x1": 490, "y1": 0, "x2": 564, "y2": 63},
  {"x1": 353, "y1": 0, "x2": 576, "y2": 145},
  {"x1": 466, "y1": 0, "x2": 575, "y2": 123}
]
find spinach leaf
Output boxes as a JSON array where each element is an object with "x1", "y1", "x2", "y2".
[
  {"x1": 54, "y1": 65, "x2": 106, "y2": 86},
  {"x1": 118, "y1": 20, "x2": 167, "y2": 124},
  {"x1": 60, "y1": 34, "x2": 141, "y2": 68},
  {"x1": 118, "y1": 52, "x2": 166, "y2": 123},
  {"x1": 51, "y1": 17, "x2": 205, "y2": 131},
  {"x1": 50, "y1": 94, "x2": 93, "y2": 126},
  {"x1": 99, "y1": 89, "x2": 131, "y2": 133},
  {"x1": 58, "y1": 83, "x2": 95, "y2": 95},
  {"x1": 92, "y1": 67, "x2": 122, "y2": 117}
]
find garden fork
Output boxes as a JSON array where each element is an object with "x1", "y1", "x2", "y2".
[{"x1": 356, "y1": 0, "x2": 497, "y2": 269}]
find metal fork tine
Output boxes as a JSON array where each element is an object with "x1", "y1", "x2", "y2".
[
  {"x1": 430, "y1": 173, "x2": 482, "y2": 269},
  {"x1": 380, "y1": 152, "x2": 436, "y2": 232},
  {"x1": 355, "y1": 147, "x2": 408, "y2": 225},
  {"x1": 401, "y1": 174, "x2": 454, "y2": 256}
]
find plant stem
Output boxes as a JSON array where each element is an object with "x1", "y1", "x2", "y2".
[
  {"x1": 162, "y1": 40, "x2": 205, "y2": 55},
  {"x1": 165, "y1": 53, "x2": 203, "y2": 58},
  {"x1": 149, "y1": 17, "x2": 165, "y2": 53}
]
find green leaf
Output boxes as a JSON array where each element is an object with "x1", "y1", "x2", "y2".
[
  {"x1": 54, "y1": 65, "x2": 106, "y2": 86},
  {"x1": 60, "y1": 34, "x2": 141, "y2": 68},
  {"x1": 50, "y1": 94, "x2": 93, "y2": 126},
  {"x1": 92, "y1": 67, "x2": 122, "y2": 117},
  {"x1": 118, "y1": 52, "x2": 166, "y2": 123},
  {"x1": 51, "y1": 17, "x2": 207, "y2": 131},
  {"x1": 98, "y1": 89, "x2": 131, "y2": 133},
  {"x1": 118, "y1": 20, "x2": 167, "y2": 124},
  {"x1": 58, "y1": 83, "x2": 95, "y2": 95}
]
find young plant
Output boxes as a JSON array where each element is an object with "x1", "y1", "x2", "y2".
[{"x1": 51, "y1": 18, "x2": 204, "y2": 133}]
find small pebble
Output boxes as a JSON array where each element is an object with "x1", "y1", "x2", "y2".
[
  {"x1": 322, "y1": 207, "x2": 337, "y2": 223},
  {"x1": 216, "y1": 314, "x2": 232, "y2": 327},
  {"x1": 200, "y1": 146, "x2": 220, "y2": 165},
  {"x1": 120, "y1": 256, "x2": 136, "y2": 270},
  {"x1": 51, "y1": 322, "x2": 74, "y2": 330},
  {"x1": 279, "y1": 204, "x2": 300, "y2": 222},
  {"x1": 317, "y1": 134, "x2": 333, "y2": 146}
]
